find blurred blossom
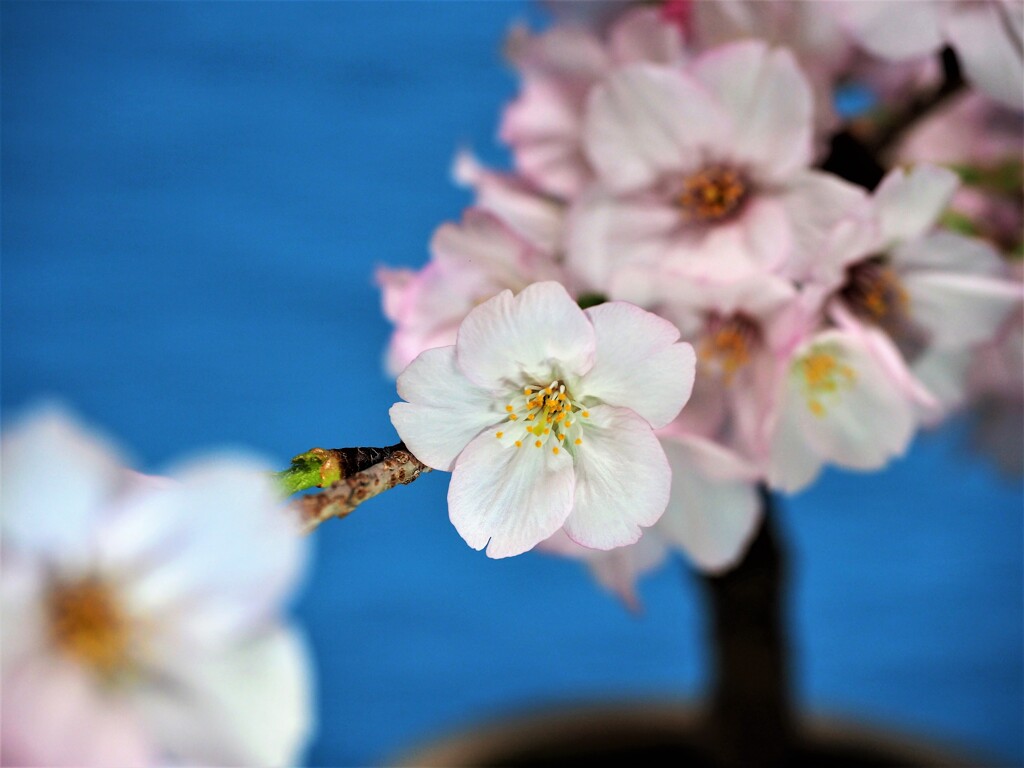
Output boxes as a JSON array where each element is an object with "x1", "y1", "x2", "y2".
[
  {"x1": 1, "y1": 407, "x2": 313, "y2": 767},
  {"x1": 501, "y1": 7, "x2": 684, "y2": 200},
  {"x1": 378, "y1": 208, "x2": 564, "y2": 376},
  {"x1": 568, "y1": 40, "x2": 864, "y2": 291},
  {"x1": 895, "y1": 91, "x2": 1024, "y2": 253},
  {"x1": 840, "y1": 0, "x2": 1024, "y2": 108},
  {"x1": 390, "y1": 282, "x2": 695, "y2": 558}
]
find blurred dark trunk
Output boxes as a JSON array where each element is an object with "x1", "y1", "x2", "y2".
[{"x1": 699, "y1": 488, "x2": 794, "y2": 768}]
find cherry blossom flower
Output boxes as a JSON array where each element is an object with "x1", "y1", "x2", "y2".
[
  {"x1": 501, "y1": 7, "x2": 684, "y2": 200},
  {"x1": 1, "y1": 408, "x2": 312, "y2": 767},
  {"x1": 378, "y1": 208, "x2": 564, "y2": 375},
  {"x1": 390, "y1": 281, "x2": 696, "y2": 558},
  {"x1": 763, "y1": 327, "x2": 919, "y2": 493},
  {"x1": 568, "y1": 40, "x2": 866, "y2": 293},
  {"x1": 809, "y1": 164, "x2": 1022, "y2": 414},
  {"x1": 840, "y1": 0, "x2": 1024, "y2": 109}
]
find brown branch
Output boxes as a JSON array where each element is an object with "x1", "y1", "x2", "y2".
[{"x1": 294, "y1": 446, "x2": 431, "y2": 534}]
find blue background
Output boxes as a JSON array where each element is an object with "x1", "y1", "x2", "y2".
[{"x1": 3, "y1": 2, "x2": 1021, "y2": 765}]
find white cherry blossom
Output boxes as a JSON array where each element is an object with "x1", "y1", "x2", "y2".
[{"x1": 390, "y1": 281, "x2": 696, "y2": 558}]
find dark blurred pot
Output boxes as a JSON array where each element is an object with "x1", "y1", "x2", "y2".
[{"x1": 395, "y1": 701, "x2": 984, "y2": 767}]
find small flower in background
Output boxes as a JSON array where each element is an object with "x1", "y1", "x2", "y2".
[
  {"x1": 1, "y1": 408, "x2": 313, "y2": 767},
  {"x1": 390, "y1": 281, "x2": 696, "y2": 558}
]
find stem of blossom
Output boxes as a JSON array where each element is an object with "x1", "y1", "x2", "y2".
[
  {"x1": 699, "y1": 488, "x2": 793, "y2": 768},
  {"x1": 291, "y1": 445, "x2": 430, "y2": 534}
]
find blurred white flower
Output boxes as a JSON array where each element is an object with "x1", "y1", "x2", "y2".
[{"x1": 1, "y1": 407, "x2": 313, "y2": 767}]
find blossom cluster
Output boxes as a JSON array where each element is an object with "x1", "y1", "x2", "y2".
[{"x1": 383, "y1": 2, "x2": 1023, "y2": 597}]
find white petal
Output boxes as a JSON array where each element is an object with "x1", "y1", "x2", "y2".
[
  {"x1": 766, "y1": 376, "x2": 826, "y2": 494},
  {"x1": 841, "y1": 0, "x2": 944, "y2": 60},
  {"x1": 656, "y1": 434, "x2": 762, "y2": 574},
  {"x1": 391, "y1": 345, "x2": 501, "y2": 471},
  {"x1": 562, "y1": 405, "x2": 671, "y2": 550},
  {"x1": 912, "y1": 346, "x2": 973, "y2": 418},
  {"x1": 579, "y1": 302, "x2": 695, "y2": 428},
  {"x1": 1, "y1": 406, "x2": 126, "y2": 564},
  {"x1": 780, "y1": 170, "x2": 870, "y2": 281},
  {"x1": 583, "y1": 64, "x2": 732, "y2": 193},
  {"x1": 455, "y1": 282, "x2": 596, "y2": 389},
  {"x1": 448, "y1": 425, "x2": 575, "y2": 558},
  {"x1": 565, "y1": 187, "x2": 679, "y2": 294},
  {"x1": 903, "y1": 271, "x2": 1023, "y2": 348},
  {"x1": 609, "y1": 7, "x2": 684, "y2": 65},
  {"x1": 874, "y1": 164, "x2": 959, "y2": 245},
  {"x1": 945, "y1": 1, "x2": 1024, "y2": 109},
  {"x1": 134, "y1": 627, "x2": 313, "y2": 767},
  {"x1": 690, "y1": 41, "x2": 813, "y2": 180},
  {"x1": 111, "y1": 457, "x2": 306, "y2": 649},
  {"x1": 892, "y1": 230, "x2": 1005, "y2": 277}
]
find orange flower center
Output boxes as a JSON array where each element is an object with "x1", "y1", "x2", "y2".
[
  {"x1": 677, "y1": 166, "x2": 748, "y2": 222},
  {"x1": 47, "y1": 576, "x2": 131, "y2": 676}
]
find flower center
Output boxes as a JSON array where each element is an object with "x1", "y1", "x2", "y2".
[
  {"x1": 497, "y1": 379, "x2": 589, "y2": 454},
  {"x1": 699, "y1": 314, "x2": 761, "y2": 381},
  {"x1": 839, "y1": 258, "x2": 908, "y2": 324},
  {"x1": 47, "y1": 576, "x2": 131, "y2": 676},
  {"x1": 795, "y1": 346, "x2": 857, "y2": 418},
  {"x1": 676, "y1": 166, "x2": 748, "y2": 222}
]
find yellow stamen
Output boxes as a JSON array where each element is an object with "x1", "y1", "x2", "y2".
[
  {"x1": 496, "y1": 431, "x2": 504, "y2": 439},
  {"x1": 534, "y1": 440, "x2": 542, "y2": 448},
  {"x1": 575, "y1": 438, "x2": 582, "y2": 445}
]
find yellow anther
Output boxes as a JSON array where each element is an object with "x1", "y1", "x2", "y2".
[
  {"x1": 552, "y1": 447, "x2": 559, "y2": 455},
  {"x1": 575, "y1": 438, "x2": 582, "y2": 445},
  {"x1": 543, "y1": 428, "x2": 550, "y2": 435},
  {"x1": 582, "y1": 411, "x2": 590, "y2": 418},
  {"x1": 505, "y1": 404, "x2": 513, "y2": 412},
  {"x1": 514, "y1": 440, "x2": 522, "y2": 448},
  {"x1": 509, "y1": 414, "x2": 518, "y2": 421},
  {"x1": 496, "y1": 431, "x2": 504, "y2": 439},
  {"x1": 557, "y1": 433, "x2": 565, "y2": 441},
  {"x1": 523, "y1": 387, "x2": 531, "y2": 395},
  {"x1": 534, "y1": 440, "x2": 542, "y2": 448}
]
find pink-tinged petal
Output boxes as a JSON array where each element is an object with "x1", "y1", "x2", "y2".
[
  {"x1": 506, "y1": 23, "x2": 609, "y2": 80},
  {"x1": 452, "y1": 150, "x2": 566, "y2": 256},
  {"x1": 391, "y1": 346, "x2": 499, "y2": 471},
  {"x1": 586, "y1": 533, "x2": 669, "y2": 611},
  {"x1": 584, "y1": 64, "x2": 731, "y2": 193},
  {"x1": 780, "y1": 170, "x2": 871, "y2": 281},
  {"x1": 609, "y1": 7, "x2": 685, "y2": 65},
  {"x1": 580, "y1": 302, "x2": 696, "y2": 427},
  {"x1": 739, "y1": 194, "x2": 794, "y2": 273},
  {"x1": 874, "y1": 164, "x2": 960, "y2": 245},
  {"x1": 892, "y1": 230, "x2": 1005, "y2": 276},
  {"x1": 945, "y1": 1, "x2": 1024, "y2": 109},
  {"x1": 562, "y1": 405, "x2": 671, "y2": 549},
  {"x1": 841, "y1": 0, "x2": 944, "y2": 60},
  {"x1": 501, "y1": 77, "x2": 592, "y2": 199},
  {"x1": 2, "y1": 654, "x2": 154, "y2": 768},
  {"x1": 456, "y1": 282, "x2": 596, "y2": 388},
  {"x1": 432, "y1": 209, "x2": 543, "y2": 286},
  {"x1": 376, "y1": 267, "x2": 416, "y2": 323},
  {"x1": 903, "y1": 271, "x2": 1023, "y2": 348},
  {"x1": 566, "y1": 187, "x2": 679, "y2": 294},
  {"x1": 448, "y1": 425, "x2": 575, "y2": 558},
  {"x1": 1, "y1": 406, "x2": 127, "y2": 565},
  {"x1": 133, "y1": 627, "x2": 312, "y2": 767},
  {"x1": 690, "y1": 41, "x2": 813, "y2": 180},
  {"x1": 108, "y1": 457, "x2": 305, "y2": 649},
  {"x1": 656, "y1": 434, "x2": 761, "y2": 574}
]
